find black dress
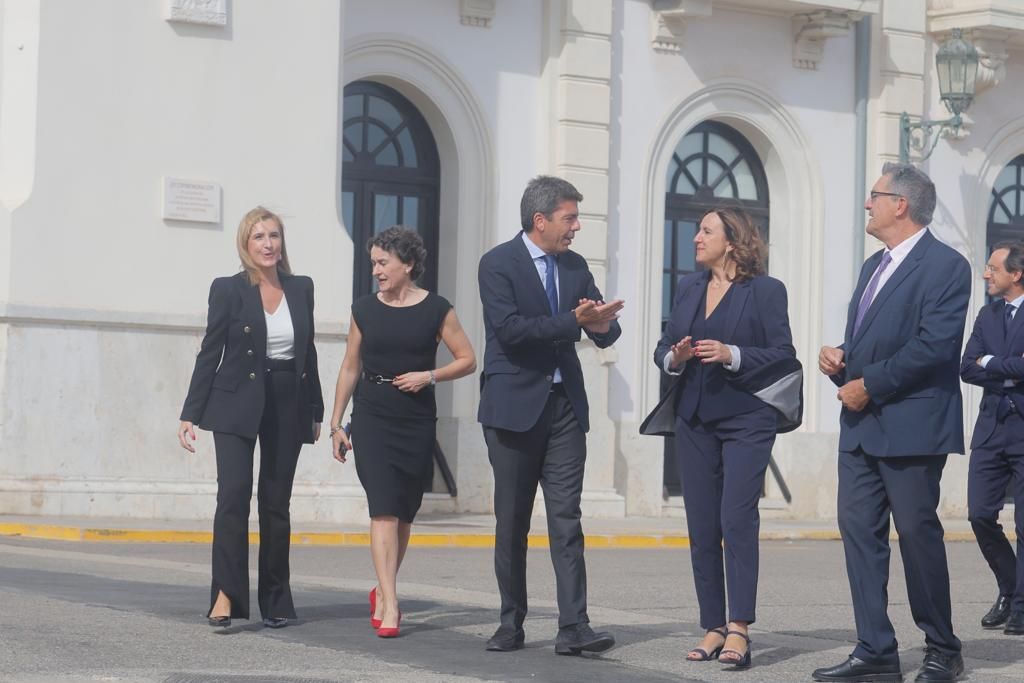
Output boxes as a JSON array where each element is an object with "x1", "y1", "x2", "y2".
[{"x1": 351, "y1": 291, "x2": 452, "y2": 522}]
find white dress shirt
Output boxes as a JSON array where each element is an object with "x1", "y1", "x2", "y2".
[{"x1": 861, "y1": 227, "x2": 929, "y2": 309}]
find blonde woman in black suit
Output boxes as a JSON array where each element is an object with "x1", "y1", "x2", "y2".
[{"x1": 178, "y1": 206, "x2": 324, "y2": 629}]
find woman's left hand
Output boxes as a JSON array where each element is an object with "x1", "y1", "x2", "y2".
[
  {"x1": 693, "y1": 339, "x2": 733, "y2": 365},
  {"x1": 393, "y1": 371, "x2": 432, "y2": 393}
]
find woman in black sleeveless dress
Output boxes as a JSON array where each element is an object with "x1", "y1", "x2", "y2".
[{"x1": 330, "y1": 227, "x2": 476, "y2": 638}]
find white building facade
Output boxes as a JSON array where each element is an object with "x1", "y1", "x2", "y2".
[{"x1": 2, "y1": 0, "x2": 1023, "y2": 524}]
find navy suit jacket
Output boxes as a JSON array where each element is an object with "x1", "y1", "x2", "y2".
[
  {"x1": 959, "y1": 299, "x2": 1024, "y2": 452},
  {"x1": 180, "y1": 271, "x2": 325, "y2": 442},
  {"x1": 831, "y1": 230, "x2": 970, "y2": 457},
  {"x1": 477, "y1": 233, "x2": 621, "y2": 433},
  {"x1": 654, "y1": 272, "x2": 796, "y2": 422}
]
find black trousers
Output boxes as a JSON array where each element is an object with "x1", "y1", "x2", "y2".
[
  {"x1": 968, "y1": 441, "x2": 1024, "y2": 610},
  {"x1": 210, "y1": 367, "x2": 302, "y2": 620},
  {"x1": 838, "y1": 449, "x2": 960, "y2": 664},
  {"x1": 484, "y1": 388, "x2": 588, "y2": 629},
  {"x1": 673, "y1": 406, "x2": 775, "y2": 629}
]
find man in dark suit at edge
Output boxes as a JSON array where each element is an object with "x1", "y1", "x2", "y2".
[
  {"x1": 813, "y1": 163, "x2": 970, "y2": 683},
  {"x1": 477, "y1": 175, "x2": 623, "y2": 655},
  {"x1": 960, "y1": 240, "x2": 1024, "y2": 636}
]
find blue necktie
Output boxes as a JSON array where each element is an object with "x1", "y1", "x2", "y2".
[
  {"x1": 543, "y1": 255, "x2": 558, "y2": 315},
  {"x1": 998, "y1": 303, "x2": 1018, "y2": 420},
  {"x1": 1005, "y1": 303, "x2": 1016, "y2": 337}
]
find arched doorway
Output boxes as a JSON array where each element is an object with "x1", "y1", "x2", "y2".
[
  {"x1": 341, "y1": 80, "x2": 441, "y2": 298},
  {"x1": 988, "y1": 154, "x2": 1024, "y2": 249},
  {"x1": 661, "y1": 121, "x2": 770, "y2": 496}
]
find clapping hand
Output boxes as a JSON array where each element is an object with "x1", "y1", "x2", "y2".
[
  {"x1": 575, "y1": 298, "x2": 624, "y2": 334},
  {"x1": 693, "y1": 339, "x2": 732, "y2": 365}
]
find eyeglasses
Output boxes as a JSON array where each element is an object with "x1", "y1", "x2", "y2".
[{"x1": 869, "y1": 191, "x2": 903, "y2": 201}]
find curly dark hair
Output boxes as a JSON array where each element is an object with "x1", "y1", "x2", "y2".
[
  {"x1": 367, "y1": 226, "x2": 428, "y2": 281},
  {"x1": 701, "y1": 207, "x2": 767, "y2": 282}
]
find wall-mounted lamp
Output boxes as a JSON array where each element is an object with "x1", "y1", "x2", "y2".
[{"x1": 899, "y1": 28, "x2": 979, "y2": 163}]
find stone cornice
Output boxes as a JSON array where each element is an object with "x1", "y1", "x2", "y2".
[
  {"x1": 459, "y1": 0, "x2": 495, "y2": 28},
  {"x1": 928, "y1": 1, "x2": 1024, "y2": 45}
]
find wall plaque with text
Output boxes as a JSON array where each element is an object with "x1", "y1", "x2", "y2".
[{"x1": 162, "y1": 177, "x2": 221, "y2": 223}]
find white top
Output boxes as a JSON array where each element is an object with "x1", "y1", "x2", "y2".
[
  {"x1": 521, "y1": 231, "x2": 562, "y2": 383},
  {"x1": 864, "y1": 227, "x2": 929, "y2": 308},
  {"x1": 265, "y1": 294, "x2": 295, "y2": 360}
]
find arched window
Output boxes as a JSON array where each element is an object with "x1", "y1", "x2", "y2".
[
  {"x1": 341, "y1": 81, "x2": 440, "y2": 298},
  {"x1": 661, "y1": 121, "x2": 770, "y2": 497},
  {"x1": 662, "y1": 121, "x2": 770, "y2": 321},
  {"x1": 988, "y1": 155, "x2": 1024, "y2": 249}
]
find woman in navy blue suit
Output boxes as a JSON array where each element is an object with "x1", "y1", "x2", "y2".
[{"x1": 654, "y1": 208, "x2": 795, "y2": 669}]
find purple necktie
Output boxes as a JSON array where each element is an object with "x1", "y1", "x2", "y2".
[{"x1": 852, "y1": 252, "x2": 892, "y2": 338}]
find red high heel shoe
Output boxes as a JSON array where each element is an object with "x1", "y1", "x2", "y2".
[
  {"x1": 369, "y1": 588, "x2": 382, "y2": 629},
  {"x1": 376, "y1": 611, "x2": 402, "y2": 638}
]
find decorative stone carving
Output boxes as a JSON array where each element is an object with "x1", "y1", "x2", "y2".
[
  {"x1": 165, "y1": 0, "x2": 227, "y2": 27},
  {"x1": 459, "y1": 0, "x2": 495, "y2": 28},
  {"x1": 792, "y1": 10, "x2": 852, "y2": 70},
  {"x1": 649, "y1": 0, "x2": 712, "y2": 55}
]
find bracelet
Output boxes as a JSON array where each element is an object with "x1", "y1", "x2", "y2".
[
  {"x1": 428, "y1": 370, "x2": 436, "y2": 386},
  {"x1": 329, "y1": 424, "x2": 344, "y2": 437}
]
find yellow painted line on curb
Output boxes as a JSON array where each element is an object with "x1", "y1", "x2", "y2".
[{"x1": 0, "y1": 523, "x2": 1001, "y2": 547}]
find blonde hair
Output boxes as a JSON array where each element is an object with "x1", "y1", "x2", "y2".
[{"x1": 236, "y1": 206, "x2": 291, "y2": 285}]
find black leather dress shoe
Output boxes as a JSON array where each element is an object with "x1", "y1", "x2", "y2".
[
  {"x1": 554, "y1": 623, "x2": 615, "y2": 656},
  {"x1": 207, "y1": 616, "x2": 231, "y2": 628},
  {"x1": 811, "y1": 655, "x2": 902, "y2": 682},
  {"x1": 914, "y1": 649, "x2": 963, "y2": 682},
  {"x1": 981, "y1": 594, "x2": 1012, "y2": 628},
  {"x1": 485, "y1": 626, "x2": 525, "y2": 651},
  {"x1": 262, "y1": 617, "x2": 288, "y2": 628},
  {"x1": 1004, "y1": 610, "x2": 1024, "y2": 635}
]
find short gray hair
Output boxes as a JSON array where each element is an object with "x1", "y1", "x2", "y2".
[
  {"x1": 881, "y1": 162, "x2": 936, "y2": 226},
  {"x1": 520, "y1": 175, "x2": 583, "y2": 232}
]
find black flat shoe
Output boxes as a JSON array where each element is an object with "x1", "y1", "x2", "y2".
[
  {"x1": 718, "y1": 630, "x2": 751, "y2": 669},
  {"x1": 554, "y1": 623, "x2": 615, "y2": 656},
  {"x1": 1004, "y1": 610, "x2": 1024, "y2": 635},
  {"x1": 812, "y1": 655, "x2": 902, "y2": 682},
  {"x1": 262, "y1": 617, "x2": 288, "y2": 629},
  {"x1": 982, "y1": 594, "x2": 1012, "y2": 628},
  {"x1": 207, "y1": 615, "x2": 231, "y2": 628},
  {"x1": 485, "y1": 626, "x2": 525, "y2": 652},
  {"x1": 914, "y1": 649, "x2": 963, "y2": 682}
]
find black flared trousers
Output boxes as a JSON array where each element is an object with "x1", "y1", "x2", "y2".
[{"x1": 210, "y1": 367, "x2": 302, "y2": 620}]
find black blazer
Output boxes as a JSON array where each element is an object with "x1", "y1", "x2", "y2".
[
  {"x1": 960, "y1": 298, "x2": 1024, "y2": 452},
  {"x1": 653, "y1": 271, "x2": 796, "y2": 423},
  {"x1": 477, "y1": 233, "x2": 621, "y2": 433},
  {"x1": 830, "y1": 230, "x2": 970, "y2": 457},
  {"x1": 180, "y1": 271, "x2": 325, "y2": 442}
]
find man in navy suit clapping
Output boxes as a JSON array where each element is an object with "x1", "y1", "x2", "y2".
[{"x1": 814, "y1": 164, "x2": 970, "y2": 683}]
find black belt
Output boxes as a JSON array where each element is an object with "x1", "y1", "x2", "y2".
[
  {"x1": 363, "y1": 370, "x2": 395, "y2": 384},
  {"x1": 265, "y1": 358, "x2": 295, "y2": 372}
]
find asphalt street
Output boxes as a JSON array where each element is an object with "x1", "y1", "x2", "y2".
[{"x1": 1, "y1": 536, "x2": 1023, "y2": 682}]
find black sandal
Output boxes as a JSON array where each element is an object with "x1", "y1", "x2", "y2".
[
  {"x1": 718, "y1": 629, "x2": 751, "y2": 668},
  {"x1": 686, "y1": 627, "x2": 727, "y2": 661}
]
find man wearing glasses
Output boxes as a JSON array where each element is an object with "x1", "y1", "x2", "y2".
[
  {"x1": 814, "y1": 163, "x2": 970, "y2": 683},
  {"x1": 960, "y1": 241, "x2": 1024, "y2": 637}
]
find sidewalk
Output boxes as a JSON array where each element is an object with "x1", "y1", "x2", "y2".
[{"x1": 0, "y1": 512, "x2": 985, "y2": 547}]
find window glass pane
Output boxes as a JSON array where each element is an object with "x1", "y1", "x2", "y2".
[
  {"x1": 670, "y1": 164, "x2": 695, "y2": 195},
  {"x1": 685, "y1": 159, "x2": 704, "y2": 187},
  {"x1": 707, "y1": 160, "x2": 734, "y2": 198},
  {"x1": 664, "y1": 221, "x2": 674, "y2": 269},
  {"x1": 677, "y1": 221, "x2": 696, "y2": 271},
  {"x1": 375, "y1": 143, "x2": 399, "y2": 166},
  {"x1": 402, "y1": 196, "x2": 419, "y2": 229},
  {"x1": 367, "y1": 123, "x2": 388, "y2": 154},
  {"x1": 992, "y1": 201, "x2": 1010, "y2": 225},
  {"x1": 734, "y1": 160, "x2": 757, "y2": 200},
  {"x1": 343, "y1": 122, "x2": 364, "y2": 153},
  {"x1": 342, "y1": 191, "x2": 355, "y2": 239},
  {"x1": 707, "y1": 133, "x2": 740, "y2": 166},
  {"x1": 342, "y1": 145, "x2": 354, "y2": 162},
  {"x1": 993, "y1": 164, "x2": 1016, "y2": 192},
  {"x1": 397, "y1": 128, "x2": 418, "y2": 167},
  {"x1": 367, "y1": 95, "x2": 402, "y2": 131},
  {"x1": 374, "y1": 194, "x2": 399, "y2": 233},
  {"x1": 673, "y1": 132, "x2": 702, "y2": 164},
  {"x1": 663, "y1": 272, "x2": 672, "y2": 321},
  {"x1": 343, "y1": 95, "x2": 363, "y2": 121}
]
